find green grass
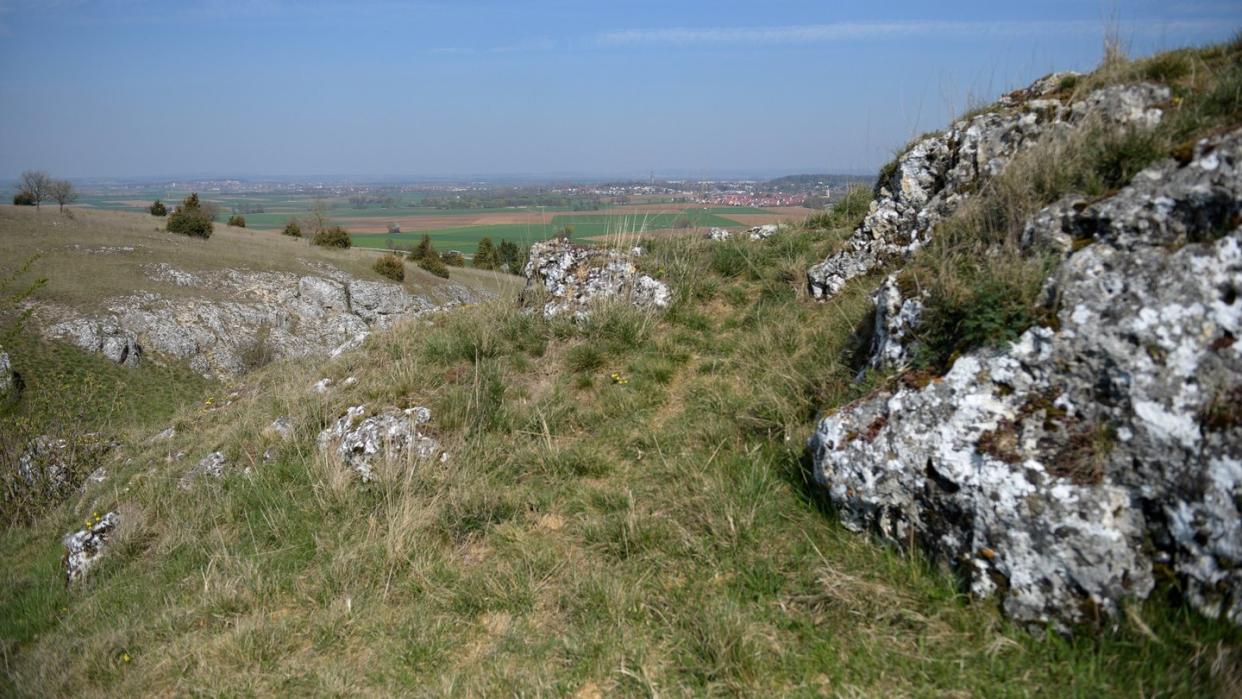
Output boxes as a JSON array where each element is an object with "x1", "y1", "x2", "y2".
[{"x1": 2, "y1": 40, "x2": 1240, "y2": 696}]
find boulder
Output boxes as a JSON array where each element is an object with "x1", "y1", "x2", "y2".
[
  {"x1": 707, "y1": 227, "x2": 731, "y2": 241},
  {"x1": 17, "y1": 434, "x2": 115, "y2": 498},
  {"x1": 317, "y1": 405, "x2": 439, "y2": 482},
  {"x1": 263, "y1": 417, "x2": 295, "y2": 441},
  {"x1": 63, "y1": 511, "x2": 119, "y2": 583},
  {"x1": 179, "y1": 451, "x2": 227, "y2": 489},
  {"x1": 747, "y1": 224, "x2": 779, "y2": 240},
  {"x1": 809, "y1": 129, "x2": 1242, "y2": 630},
  {"x1": 807, "y1": 77, "x2": 1171, "y2": 300},
  {"x1": 523, "y1": 239, "x2": 670, "y2": 319}
]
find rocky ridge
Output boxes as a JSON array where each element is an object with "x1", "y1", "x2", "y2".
[
  {"x1": 807, "y1": 74, "x2": 1171, "y2": 300},
  {"x1": 35, "y1": 263, "x2": 485, "y2": 378},
  {"x1": 809, "y1": 122, "x2": 1242, "y2": 630}
]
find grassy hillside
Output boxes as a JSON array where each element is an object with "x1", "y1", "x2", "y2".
[
  {"x1": 0, "y1": 207, "x2": 517, "y2": 311},
  {"x1": 1, "y1": 41, "x2": 1240, "y2": 696}
]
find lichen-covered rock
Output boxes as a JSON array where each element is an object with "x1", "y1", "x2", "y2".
[
  {"x1": 263, "y1": 417, "x2": 294, "y2": 441},
  {"x1": 17, "y1": 434, "x2": 115, "y2": 497},
  {"x1": 807, "y1": 77, "x2": 1171, "y2": 300},
  {"x1": 809, "y1": 129, "x2": 1242, "y2": 631},
  {"x1": 867, "y1": 274, "x2": 925, "y2": 372},
  {"x1": 63, "y1": 511, "x2": 119, "y2": 583},
  {"x1": 179, "y1": 451, "x2": 227, "y2": 489},
  {"x1": 707, "y1": 227, "x2": 731, "y2": 241},
  {"x1": 317, "y1": 405, "x2": 439, "y2": 482},
  {"x1": 36, "y1": 264, "x2": 476, "y2": 378},
  {"x1": 0, "y1": 348, "x2": 13, "y2": 399},
  {"x1": 748, "y1": 224, "x2": 779, "y2": 240},
  {"x1": 523, "y1": 239, "x2": 670, "y2": 319}
]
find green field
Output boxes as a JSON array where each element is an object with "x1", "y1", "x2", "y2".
[{"x1": 351, "y1": 210, "x2": 750, "y2": 252}]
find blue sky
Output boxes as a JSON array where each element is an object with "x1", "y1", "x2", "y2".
[{"x1": 0, "y1": 1, "x2": 1238, "y2": 179}]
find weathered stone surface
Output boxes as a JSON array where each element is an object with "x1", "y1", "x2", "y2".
[
  {"x1": 707, "y1": 227, "x2": 731, "y2": 241},
  {"x1": 312, "y1": 378, "x2": 334, "y2": 394},
  {"x1": 523, "y1": 239, "x2": 670, "y2": 319},
  {"x1": 63, "y1": 511, "x2": 119, "y2": 583},
  {"x1": 179, "y1": 451, "x2": 227, "y2": 489},
  {"x1": 0, "y1": 349, "x2": 13, "y2": 400},
  {"x1": 809, "y1": 129, "x2": 1242, "y2": 630},
  {"x1": 36, "y1": 265, "x2": 483, "y2": 378},
  {"x1": 17, "y1": 434, "x2": 115, "y2": 497},
  {"x1": 317, "y1": 405, "x2": 439, "y2": 482},
  {"x1": 263, "y1": 417, "x2": 294, "y2": 441},
  {"x1": 807, "y1": 77, "x2": 1171, "y2": 300},
  {"x1": 748, "y1": 224, "x2": 779, "y2": 240},
  {"x1": 867, "y1": 274, "x2": 925, "y2": 372}
]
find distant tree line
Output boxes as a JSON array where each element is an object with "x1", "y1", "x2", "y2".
[{"x1": 11, "y1": 170, "x2": 77, "y2": 212}]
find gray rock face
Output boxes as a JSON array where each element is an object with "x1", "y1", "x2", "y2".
[
  {"x1": 748, "y1": 224, "x2": 779, "y2": 240},
  {"x1": 0, "y1": 349, "x2": 13, "y2": 399},
  {"x1": 17, "y1": 434, "x2": 115, "y2": 498},
  {"x1": 707, "y1": 227, "x2": 731, "y2": 241},
  {"x1": 37, "y1": 265, "x2": 474, "y2": 378},
  {"x1": 523, "y1": 239, "x2": 671, "y2": 319},
  {"x1": 264, "y1": 417, "x2": 294, "y2": 441},
  {"x1": 807, "y1": 77, "x2": 1171, "y2": 300},
  {"x1": 867, "y1": 274, "x2": 925, "y2": 372},
  {"x1": 809, "y1": 129, "x2": 1242, "y2": 630},
  {"x1": 179, "y1": 451, "x2": 227, "y2": 489},
  {"x1": 63, "y1": 511, "x2": 119, "y2": 583},
  {"x1": 317, "y1": 405, "x2": 439, "y2": 482}
]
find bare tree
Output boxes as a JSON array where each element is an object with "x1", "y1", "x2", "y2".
[
  {"x1": 18, "y1": 170, "x2": 51, "y2": 210},
  {"x1": 48, "y1": 179, "x2": 77, "y2": 213}
]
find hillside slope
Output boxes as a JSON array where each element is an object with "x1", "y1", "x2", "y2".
[{"x1": 2, "y1": 41, "x2": 1241, "y2": 696}]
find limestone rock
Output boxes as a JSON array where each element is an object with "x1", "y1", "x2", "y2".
[
  {"x1": 523, "y1": 239, "x2": 670, "y2": 319},
  {"x1": 317, "y1": 405, "x2": 439, "y2": 482},
  {"x1": 807, "y1": 77, "x2": 1171, "y2": 300},
  {"x1": 867, "y1": 274, "x2": 925, "y2": 372},
  {"x1": 36, "y1": 264, "x2": 473, "y2": 378},
  {"x1": 707, "y1": 227, "x2": 731, "y2": 241},
  {"x1": 263, "y1": 417, "x2": 294, "y2": 441},
  {"x1": 747, "y1": 224, "x2": 779, "y2": 240},
  {"x1": 0, "y1": 349, "x2": 13, "y2": 400},
  {"x1": 17, "y1": 434, "x2": 115, "y2": 498},
  {"x1": 63, "y1": 511, "x2": 119, "y2": 583},
  {"x1": 179, "y1": 451, "x2": 227, "y2": 489},
  {"x1": 809, "y1": 129, "x2": 1242, "y2": 630}
]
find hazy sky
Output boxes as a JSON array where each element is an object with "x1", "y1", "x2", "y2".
[{"x1": 0, "y1": 1, "x2": 1239, "y2": 179}]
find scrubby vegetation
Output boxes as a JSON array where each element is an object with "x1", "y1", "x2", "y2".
[
  {"x1": 373, "y1": 253, "x2": 405, "y2": 281},
  {"x1": 1, "y1": 40, "x2": 1240, "y2": 697},
  {"x1": 312, "y1": 225, "x2": 352, "y2": 249},
  {"x1": 281, "y1": 218, "x2": 302, "y2": 237},
  {"x1": 165, "y1": 193, "x2": 213, "y2": 239},
  {"x1": 147, "y1": 199, "x2": 166, "y2": 217},
  {"x1": 441, "y1": 250, "x2": 465, "y2": 267},
  {"x1": 227, "y1": 214, "x2": 246, "y2": 228},
  {"x1": 12, "y1": 192, "x2": 35, "y2": 206},
  {"x1": 473, "y1": 237, "x2": 498, "y2": 270}
]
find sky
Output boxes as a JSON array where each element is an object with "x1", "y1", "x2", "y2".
[{"x1": 0, "y1": 0, "x2": 1239, "y2": 180}]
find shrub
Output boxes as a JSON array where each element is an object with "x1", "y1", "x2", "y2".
[
  {"x1": 497, "y1": 239, "x2": 525, "y2": 274},
  {"x1": 166, "y1": 193, "x2": 213, "y2": 238},
  {"x1": 282, "y1": 219, "x2": 302, "y2": 237},
  {"x1": 148, "y1": 199, "x2": 167, "y2": 216},
  {"x1": 419, "y1": 253, "x2": 450, "y2": 278},
  {"x1": 473, "y1": 237, "x2": 498, "y2": 270},
  {"x1": 12, "y1": 192, "x2": 35, "y2": 206},
  {"x1": 227, "y1": 214, "x2": 246, "y2": 228},
  {"x1": 409, "y1": 234, "x2": 434, "y2": 261},
  {"x1": 442, "y1": 250, "x2": 465, "y2": 267},
  {"x1": 313, "y1": 225, "x2": 351, "y2": 249},
  {"x1": 373, "y1": 253, "x2": 405, "y2": 281}
]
